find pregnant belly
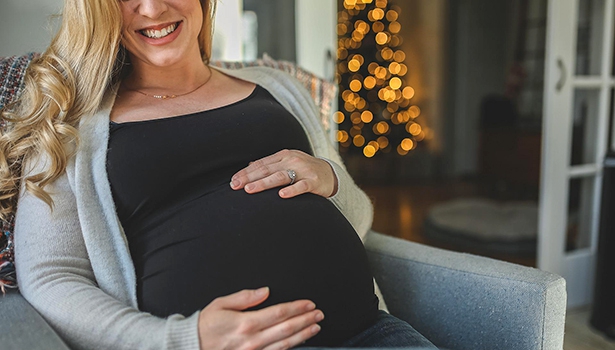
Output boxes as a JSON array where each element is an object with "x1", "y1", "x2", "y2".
[{"x1": 130, "y1": 185, "x2": 379, "y2": 346}]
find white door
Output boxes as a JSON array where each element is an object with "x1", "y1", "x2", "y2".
[{"x1": 540, "y1": 0, "x2": 614, "y2": 308}]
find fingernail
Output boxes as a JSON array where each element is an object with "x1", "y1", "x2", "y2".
[
  {"x1": 315, "y1": 311, "x2": 324, "y2": 322},
  {"x1": 311, "y1": 325, "x2": 321, "y2": 334},
  {"x1": 230, "y1": 179, "x2": 240, "y2": 188},
  {"x1": 305, "y1": 302, "x2": 316, "y2": 311},
  {"x1": 245, "y1": 184, "x2": 254, "y2": 191},
  {"x1": 255, "y1": 286, "x2": 269, "y2": 297}
]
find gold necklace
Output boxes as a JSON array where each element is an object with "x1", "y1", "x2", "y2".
[{"x1": 125, "y1": 68, "x2": 213, "y2": 100}]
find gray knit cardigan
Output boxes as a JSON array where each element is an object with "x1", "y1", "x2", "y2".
[{"x1": 14, "y1": 66, "x2": 375, "y2": 350}]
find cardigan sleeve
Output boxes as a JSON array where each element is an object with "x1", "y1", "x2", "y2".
[{"x1": 14, "y1": 171, "x2": 201, "y2": 350}]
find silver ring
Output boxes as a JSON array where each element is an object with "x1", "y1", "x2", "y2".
[{"x1": 287, "y1": 169, "x2": 297, "y2": 185}]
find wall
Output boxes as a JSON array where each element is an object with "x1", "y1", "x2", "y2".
[
  {"x1": 446, "y1": 0, "x2": 513, "y2": 176},
  {"x1": 244, "y1": 0, "x2": 296, "y2": 62},
  {"x1": 0, "y1": 0, "x2": 244, "y2": 62},
  {"x1": 398, "y1": 0, "x2": 448, "y2": 155},
  {"x1": 0, "y1": 0, "x2": 63, "y2": 57},
  {"x1": 295, "y1": 0, "x2": 337, "y2": 80}
]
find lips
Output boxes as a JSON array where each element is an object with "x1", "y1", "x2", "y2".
[{"x1": 138, "y1": 21, "x2": 181, "y2": 39}]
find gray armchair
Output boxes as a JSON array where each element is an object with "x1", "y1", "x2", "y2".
[
  {"x1": 0, "y1": 231, "x2": 565, "y2": 350},
  {"x1": 0, "y1": 55, "x2": 566, "y2": 349}
]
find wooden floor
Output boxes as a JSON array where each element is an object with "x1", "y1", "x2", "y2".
[
  {"x1": 362, "y1": 183, "x2": 537, "y2": 266},
  {"x1": 362, "y1": 184, "x2": 614, "y2": 349}
]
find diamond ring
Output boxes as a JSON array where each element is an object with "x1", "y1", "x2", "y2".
[{"x1": 287, "y1": 169, "x2": 297, "y2": 185}]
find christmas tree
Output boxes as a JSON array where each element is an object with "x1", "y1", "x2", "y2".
[{"x1": 336, "y1": 0, "x2": 425, "y2": 158}]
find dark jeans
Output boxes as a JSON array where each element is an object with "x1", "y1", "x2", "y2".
[{"x1": 298, "y1": 311, "x2": 439, "y2": 349}]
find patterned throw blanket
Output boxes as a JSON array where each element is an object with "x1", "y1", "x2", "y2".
[
  {"x1": 0, "y1": 53, "x2": 336, "y2": 292},
  {"x1": 0, "y1": 53, "x2": 38, "y2": 293}
]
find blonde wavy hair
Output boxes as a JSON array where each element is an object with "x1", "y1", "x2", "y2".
[{"x1": 0, "y1": 0, "x2": 216, "y2": 220}]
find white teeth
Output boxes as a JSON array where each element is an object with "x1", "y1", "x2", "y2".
[{"x1": 141, "y1": 23, "x2": 178, "y2": 39}]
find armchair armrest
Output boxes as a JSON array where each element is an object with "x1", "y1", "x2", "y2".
[
  {"x1": 0, "y1": 289, "x2": 69, "y2": 350},
  {"x1": 364, "y1": 231, "x2": 566, "y2": 350}
]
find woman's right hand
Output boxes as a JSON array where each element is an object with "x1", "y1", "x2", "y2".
[{"x1": 198, "y1": 287, "x2": 324, "y2": 350}]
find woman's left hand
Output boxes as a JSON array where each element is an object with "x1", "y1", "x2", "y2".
[{"x1": 230, "y1": 149, "x2": 338, "y2": 199}]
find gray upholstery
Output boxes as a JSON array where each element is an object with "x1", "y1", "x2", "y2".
[
  {"x1": 0, "y1": 289, "x2": 69, "y2": 350},
  {"x1": 365, "y1": 231, "x2": 566, "y2": 350},
  {"x1": 0, "y1": 231, "x2": 566, "y2": 350}
]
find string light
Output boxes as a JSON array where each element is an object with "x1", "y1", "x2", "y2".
[{"x1": 337, "y1": 0, "x2": 427, "y2": 158}]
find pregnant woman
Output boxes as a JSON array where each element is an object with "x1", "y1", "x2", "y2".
[{"x1": 1, "y1": 0, "x2": 437, "y2": 349}]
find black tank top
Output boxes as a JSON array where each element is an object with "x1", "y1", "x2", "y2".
[{"x1": 106, "y1": 85, "x2": 378, "y2": 346}]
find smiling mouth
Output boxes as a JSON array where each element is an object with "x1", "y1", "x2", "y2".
[{"x1": 139, "y1": 21, "x2": 181, "y2": 39}]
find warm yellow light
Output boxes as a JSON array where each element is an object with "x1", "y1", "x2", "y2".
[
  {"x1": 409, "y1": 105, "x2": 421, "y2": 117},
  {"x1": 353, "y1": 54, "x2": 365, "y2": 65},
  {"x1": 377, "y1": 136, "x2": 389, "y2": 149},
  {"x1": 389, "y1": 62, "x2": 401, "y2": 74},
  {"x1": 367, "y1": 11, "x2": 376, "y2": 22},
  {"x1": 394, "y1": 50, "x2": 406, "y2": 62},
  {"x1": 390, "y1": 35, "x2": 402, "y2": 47},
  {"x1": 402, "y1": 86, "x2": 415, "y2": 99},
  {"x1": 378, "y1": 88, "x2": 396, "y2": 102},
  {"x1": 377, "y1": 88, "x2": 386, "y2": 101},
  {"x1": 389, "y1": 77, "x2": 402, "y2": 90},
  {"x1": 374, "y1": 121, "x2": 390, "y2": 134},
  {"x1": 344, "y1": 101, "x2": 355, "y2": 112},
  {"x1": 372, "y1": 8, "x2": 385, "y2": 20},
  {"x1": 389, "y1": 21, "x2": 401, "y2": 34},
  {"x1": 348, "y1": 59, "x2": 361, "y2": 72},
  {"x1": 364, "y1": 76, "x2": 377, "y2": 89},
  {"x1": 397, "y1": 144, "x2": 409, "y2": 155},
  {"x1": 356, "y1": 98, "x2": 367, "y2": 109},
  {"x1": 407, "y1": 123, "x2": 422, "y2": 136},
  {"x1": 337, "y1": 24, "x2": 348, "y2": 36},
  {"x1": 342, "y1": 90, "x2": 353, "y2": 101},
  {"x1": 386, "y1": 10, "x2": 399, "y2": 21},
  {"x1": 374, "y1": 66, "x2": 387, "y2": 79},
  {"x1": 350, "y1": 125, "x2": 362, "y2": 136},
  {"x1": 372, "y1": 21, "x2": 385, "y2": 33},
  {"x1": 337, "y1": 48, "x2": 348, "y2": 60},
  {"x1": 333, "y1": 111, "x2": 345, "y2": 124},
  {"x1": 396, "y1": 90, "x2": 403, "y2": 100},
  {"x1": 401, "y1": 138, "x2": 414, "y2": 151},
  {"x1": 349, "y1": 79, "x2": 362, "y2": 92},
  {"x1": 353, "y1": 135, "x2": 366, "y2": 147},
  {"x1": 363, "y1": 144, "x2": 376, "y2": 158},
  {"x1": 368, "y1": 140, "x2": 380, "y2": 151},
  {"x1": 376, "y1": 0, "x2": 388, "y2": 9},
  {"x1": 361, "y1": 110, "x2": 374, "y2": 123},
  {"x1": 368, "y1": 62, "x2": 379, "y2": 74},
  {"x1": 399, "y1": 111, "x2": 410, "y2": 123},
  {"x1": 415, "y1": 131, "x2": 425, "y2": 142},
  {"x1": 336, "y1": 130, "x2": 349, "y2": 143},
  {"x1": 352, "y1": 31, "x2": 364, "y2": 42},
  {"x1": 391, "y1": 113, "x2": 401, "y2": 125},
  {"x1": 387, "y1": 102, "x2": 399, "y2": 112},
  {"x1": 381, "y1": 47, "x2": 393, "y2": 60},
  {"x1": 399, "y1": 64, "x2": 408, "y2": 76},
  {"x1": 355, "y1": 20, "x2": 370, "y2": 34},
  {"x1": 375, "y1": 32, "x2": 389, "y2": 45}
]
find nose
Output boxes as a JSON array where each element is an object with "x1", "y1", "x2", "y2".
[{"x1": 135, "y1": 0, "x2": 168, "y2": 19}]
